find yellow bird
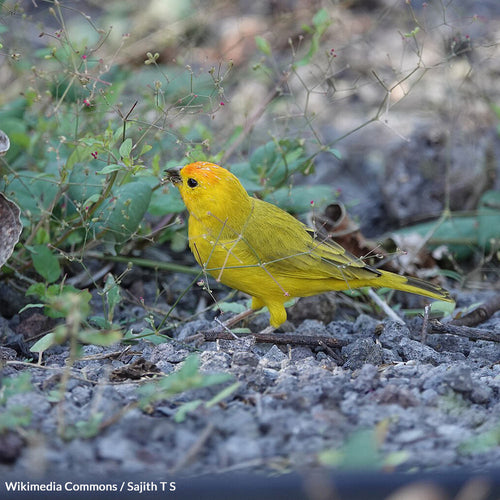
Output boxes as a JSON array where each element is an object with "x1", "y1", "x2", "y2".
[{"x1": 167, "y1": 161, "x2": 452, "y2": 328}]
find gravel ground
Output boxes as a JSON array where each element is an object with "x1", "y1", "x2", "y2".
[
  {"x1": 2, "y1": 1, "x2": 500, "y2": 498},
  {"x1": 1, "y1": 284, "x2": 500, "y2": 499}
]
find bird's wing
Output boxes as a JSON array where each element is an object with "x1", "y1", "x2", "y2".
[{"x1": 240, "y1": 199, "x2": 379, "y2": 281}]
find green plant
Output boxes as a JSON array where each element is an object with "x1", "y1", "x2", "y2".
[
  {"x1": 138, "y1": 354, "x2": 237, "y2": 422},
  {"x1": 0, "y1": 372, "x2": 34, "y2": 432},
  {"x1": 318, "y1": 423, "x2": 408, "y2": 470}
]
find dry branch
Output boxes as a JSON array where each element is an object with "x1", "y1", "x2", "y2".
[
  {"x1": 451, "y1": 295, "x2": 500, "y2": 328},
  {"x1": 430, "y1": 321, "x2": 499, "y2": 343},
  {"x1": 188, "y1": 329, "x2": 345, "y2": 349}
]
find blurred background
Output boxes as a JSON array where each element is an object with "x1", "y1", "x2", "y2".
[{"x1": 1, "y1": 0, "x2": 500, "y2": 285}]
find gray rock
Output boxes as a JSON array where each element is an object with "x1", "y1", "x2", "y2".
[
  {"x1": 393, "y1": 428, "x2": 426, "y2": 444},
  {"x1": 382, "y1": 347, "x2": 403, "y2": 364},
  {"x1": 289, "y1": 346, "x2": 314, "y2": 362},
  {"x1": 232, "y1": 350, "x2": 259, "y2": 367},
  {"x1": 378, "y1": 321, "x2": 411, "y2": 350},
  {"x1": 97, "y1": 431, "x2": 133, "y2": 461},
  {"x1": 151, "y1": 343, "x2": 190, "y2": 363},
  {"x1": 443, "y1": 365, "x2": 473, "y2": 393},
  {"x1": 351, "y1": 364, "x2": 380, "y2": 391},
  {"x1": 425, "y1": 333, "x2": 473, "y2": 354},
  {"x1": 199, "y1": 350, "x2": 232, "y2": 372},
  {"x1": 220, "y1": 435, "x2": 261, "y2": 465},
  {"x1": 342, "y1": 338, "x2": 384, "y2": 369},
  {"x1": 325, "y1": 321, "x2": 355, "y2": 343},
  {"x1": 399, "y1": 337, "x2": 442, "y2": 364},
  {"x1": 470, "y1": 383, "x2": 493, "y2": 405},
  {"x1": 176, "y1": 319, "x2": 212, "y2": 341},
  {"x1": 259, "y1": 344, "x2": 287, "y2": 370},
  {"x1": 353, "y1": 314, "x2": 381, "y2": 336},
  {"x1": 468, "y1": 341, "x2": 500, "y2": 365},
  {"x1": 70, "y1": 385, "x2": 93, "y2": 407}
]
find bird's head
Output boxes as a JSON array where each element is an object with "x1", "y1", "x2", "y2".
[{"x1": 165, "y1": 161, "x2": 251, "y2": 222}]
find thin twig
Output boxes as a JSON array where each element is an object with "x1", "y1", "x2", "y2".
[
  {"x1": 430, "y1": 321, "x2": 499, "y2": 343},
  {"x1": 367, "y1": 288, "x2": 405, "y2": 325},
  {"x1": 421, "y1": 304, "x2": 431, "y2": 344}
]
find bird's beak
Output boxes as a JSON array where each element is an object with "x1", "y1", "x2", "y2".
[{"x1": 164, "y1": 167, "x2": 183, "y2": 185}]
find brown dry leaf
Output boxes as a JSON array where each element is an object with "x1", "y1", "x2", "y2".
[
  {"x1": 109, "y1": 358, "x2": 160, "y2": 381},
  {"x1": 0, "y1": 192, "x2": 23, "y2": 268},
  {"x1": 310, "y1": 202, "x2": 386, "y2": 266}
]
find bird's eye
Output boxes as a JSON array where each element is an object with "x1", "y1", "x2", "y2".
[{"x1": 187, "y1": 178, "x2": 198, "y2": 188}]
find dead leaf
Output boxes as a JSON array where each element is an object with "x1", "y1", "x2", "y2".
[
  {"x1": 110, "y1": 358, "x2": 160, "y2": 381},
  {"x1": 0, "y1": 129, "x2": 9, "y2": 156},
  {"x1": 0, "y1": 192, "x2": 23, "y2": 268},
  {"x1": 310, "y1": 202, "x2": 386, "y2": 265}
]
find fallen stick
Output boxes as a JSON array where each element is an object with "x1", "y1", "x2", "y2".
[
  {"x1": 185, "y1": 329, "x2": 345, "y2": 349},
  {"x1": 430, "y1": 320, "x2": 499, "y2": 343},
  {"x1": 451, "y1": 295, "x2": 500, "y2": 327}
]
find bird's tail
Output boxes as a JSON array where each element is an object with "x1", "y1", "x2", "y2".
[{"x1": 378, "y1": 270, "x2": 453, "y2": 302}]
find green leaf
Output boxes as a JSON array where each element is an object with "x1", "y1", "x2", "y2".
[
  {"x1": 403, "y1": 26, "x2": 420, "y2": 38},
  {"x1": 0, "y1": 372, "x2": 33, "y2": 404},
  {"x1": 265, "y1": 185, "x2": 333, "y2": 213},
  {"x1": 313, "y1": 8, "x2": 330, "y2": 30},
  {"x1": 30, "y1": 244, "x2": 61, "y2": 283},
  {"x1": 66, "y1": 162, "x2": 105, "y2": 215},
  {"x1": 119, "y1": 138, "x2": 133, "y2": 159},
  {"x1": 249, "y1": 141, "x2": 277, "y2": 174},
  {"x1": 460, "y1": 425, "x2": 500, "y2": 454},
  {"x1": 91, "y1": 181, "x2": 152, "y2": 246},
  {"x1": 218, "y1": 302, "x2": 247, "y2": 314},
  {"x1": 318, "y1": 428, "x2": 381, "y2": 469},
  {"x1": 327, "y1": 148, "x2": 342, "y2": 159},
  {"x1": 26, "y1": 284, "x2": 92, "y2": 319},
  {"x1": 96, "y1": 164, "x2": 123, "y2": 175},
  {"x1": 174, "y1": 400, "x2": 203, "y2": 423},
  {"x1": 255, "y1": 36, "x2": 271, "y2": 56},
  {"x1": 18, "y1": 303, "x2": 45, "y2": 314},
  {"x1": 170, "y1": 230, "x2": 188, "y2": 252},
  {"x1": 0, "y1": 406, "x2": 32, "y2": 432},
  {"x1": 78, "y1": 329, "x2": 122, "y2": 346},
  {"x1": 68, "y1": 413, "x2": 105, "y2": 439},
  {"x1": 391, "y1": 192, "x2": 500, "y2": 261},
  {"x1": 430, "y1": 300, "x2": 456, "y2": 316},
  {"x1": 82, "y1": 193, "x2": 101, "y2": 208},
  {"x1": 30, "y1": 332, "x2": 56, "y2": 354},
  {"x1": 205, "y1": 381, "x2": 240, "y2": 408},
  {"x1": 26, "y1": 282, "x2": 47, "y2": 299},
  {"x1": 295, "y1": 8, "x2": 331, "y2": 67},
  {"x1": 104, "y1": 273, "x2": 121, "y2": 323},
  {"x1": 4, "y1": 170, "x2": 59, "y2": 224},
  {"x1": 148, "y1": 185, "x2": 185, "y2": 215},
  {"x1": 477, "y1": 190, "x2": 500, "y2": 249},
  {"x1": 0, "y1": 118, "x2": 29, "y2": 162}
]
